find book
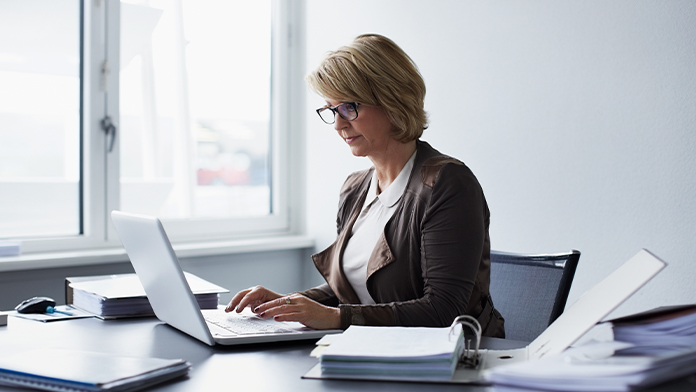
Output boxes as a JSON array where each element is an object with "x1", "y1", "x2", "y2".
[
  {"x1": 318, "y1": 325, "x2": 465, "y2": 381},
  {"x1": 485, "y1": 305, "x2": 696, "y2": 391},
  {"x1": 0, "y1": 348, "x2": 190, "y2": 392},
  {"x1": 65, "y1": 272, "x2": 228, "y2": 319},
  {"x1": 484, "y1": 343, "x2": 696, "y2": 392},
  {"x1": 610, "y1": 304, "x2": 696, "y2": 355}
]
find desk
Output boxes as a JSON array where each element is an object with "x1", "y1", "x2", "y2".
[{"x1": 1, "y1": 316, "x2": 695, "y2": 392}]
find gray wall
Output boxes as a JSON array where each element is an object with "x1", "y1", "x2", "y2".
[{"x1": 304, "y1": 0, "x2": 696, "y2": 318}]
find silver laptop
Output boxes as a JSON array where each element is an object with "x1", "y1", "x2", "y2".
[
  {"x1": 303, "y1": 248, "x2": 667, "y2": 382},
  {"x1": 111, "y1": 210, "x2": 341, "y2": 346}
]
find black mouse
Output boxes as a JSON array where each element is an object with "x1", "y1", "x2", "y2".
[{"x1": 15, "y1": 296, "x2": 56, "y2": 314}]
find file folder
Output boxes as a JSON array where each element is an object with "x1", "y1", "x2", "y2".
[{"x1": 0, "y1": 349, "x2": 190, "y2": 392}]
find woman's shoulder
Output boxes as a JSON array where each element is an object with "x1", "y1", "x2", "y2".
[
  {"x1": 339, "y1": 167, "x2": 373, "y2": 196},
  {"x1": 415, "y1": 141, "x2": 477, "y2": 188}
]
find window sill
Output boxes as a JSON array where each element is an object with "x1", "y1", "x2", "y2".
[{"x1": 0, "y1": 235, "x2": 315, "y2": 272}]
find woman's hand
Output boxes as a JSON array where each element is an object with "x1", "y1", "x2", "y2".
[
  {"x1": 253, "y1": 294, "x2": 341, "y2": 330},
  {"x1": 225, "y1": 286, "x2": 283, "y2": 314}
]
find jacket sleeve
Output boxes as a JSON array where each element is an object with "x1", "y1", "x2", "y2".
[
  {"x1": 296, "y1": 284, "x2": 340, "y2": 307},
  {"x1": 412, "y1": 163, "x2": 487, "y2": 325},
  {"x1": 338, "y1": 163, "x2": 487, "y2": 328}
]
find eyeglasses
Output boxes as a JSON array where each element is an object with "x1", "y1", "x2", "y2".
[{"x1": 316, "y1": 102, "x2": 360, "y2": 124}]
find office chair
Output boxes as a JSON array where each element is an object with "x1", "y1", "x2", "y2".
[{"x1": 489, "y1": 249, "x2": 580, "y2": 342}]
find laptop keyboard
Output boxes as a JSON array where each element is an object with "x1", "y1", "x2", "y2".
[{"x1": 205, "y1": 312, "x2": 296, "y2": 335}]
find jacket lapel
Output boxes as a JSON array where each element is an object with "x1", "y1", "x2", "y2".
[
  {"x1": 366, "y1": 230, "x2": 395, "y2": 281},
  {"x1": 311, "y1": 193, "x2": 366, "y2": 305}
]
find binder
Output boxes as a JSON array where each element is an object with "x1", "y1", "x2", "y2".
[
  {"x1": 304, "y1": 315, "x2": 484, "y2": 383},
  {"x1": 0, "y1": 348, "x2": 190, "y2": 392}
]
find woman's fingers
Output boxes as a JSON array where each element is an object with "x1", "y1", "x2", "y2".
[
  {"x1": 225, "y1": 288, "x2": 252, "y2": 312},
  {"x1": 229, "y1": 292, "x2": 340, "y2": 330},
  {"x1": 225, "y1": 286, "x2": 281, "y2": 313},
  {"x1": 254, "y1": 295, "x2": 341, "y2": 330},
  {"x1": 253, "y1": 294, "x2": 296, "y2": 315}
]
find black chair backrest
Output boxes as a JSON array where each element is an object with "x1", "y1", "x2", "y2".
[{"x1": 489, "y1": 249, "x2": 580, "y2": 342}]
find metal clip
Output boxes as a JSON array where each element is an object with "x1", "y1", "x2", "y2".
[{"x1": 449, "y1": 315, "x2": 482, "y2": 369}]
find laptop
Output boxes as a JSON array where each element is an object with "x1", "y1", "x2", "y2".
[
  {"x1": 303, "y1": 248, "x2": 667, "y2": 382},
  {"x1": 111, "y1": 210, "x2": 342, "y2": 346}
]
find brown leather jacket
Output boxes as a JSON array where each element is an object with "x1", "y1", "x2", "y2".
[{"x1": 299, "y1": 140, "x2": 505, "y2": 337}]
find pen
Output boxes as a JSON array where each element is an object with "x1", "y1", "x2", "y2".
[{"x1": 45, "y1": 306, "x2": 73, "y2": 316}]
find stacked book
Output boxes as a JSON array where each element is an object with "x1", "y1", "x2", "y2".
[
  {"x1": 611, "y1": 304, "x2": 696, "y2": 355},
  {"x1": 66, "y1": 272, "x2": 228, "y2": 319},
  {"x1": 319, "y1": 325, "x2": 464, "y2": 381},
  {"x1": 485, "y1": 305, "x2": 696, "y2": 391}
]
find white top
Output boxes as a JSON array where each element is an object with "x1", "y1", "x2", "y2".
[{"x1": 341, "y1": 151, "x2": 417, "y2": 304}]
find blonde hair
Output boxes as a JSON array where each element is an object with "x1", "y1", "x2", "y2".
[{"x1": 306, "y1": 34, "x2": 428, "y2": 142}]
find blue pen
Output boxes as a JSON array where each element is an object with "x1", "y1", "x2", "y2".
[{"x1": 46, "y1": 306, "x2": 73, "y2": 316}]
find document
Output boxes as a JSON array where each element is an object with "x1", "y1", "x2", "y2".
[
  {"x1": 610, "y1": 304, "x2": 696, "y2": 355},
  {"x1": 485, "y1": 304, "x2": 696, "y2": 391},
  {"x1": 66, "y1": 272, "x2": 228, "y2": 318},
  {"x1": 484, "y1": 343, "x2": 696, "y2": 391},
  {"x1": 0, "y1": 348, "x2": 190, "y2": 392},
  {"x1": 10, "y1": 305, "x2": 94, "y2": 323}
]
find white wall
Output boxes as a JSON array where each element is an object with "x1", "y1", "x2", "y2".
[{"x1": 303, "y1": 0, "x2": 696, "y2": 318}]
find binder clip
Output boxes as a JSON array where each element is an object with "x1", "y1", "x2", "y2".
[{"x1": 449, "y1": 315, "x2": 482, "y2": 369}]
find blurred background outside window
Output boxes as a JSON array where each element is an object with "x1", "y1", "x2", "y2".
[
  {"x1": 119, "y1": 0, "x2": 272, "y2": 219},
  {"x1": 0, "y1": 0, "x2": 81, "y2": 238}
]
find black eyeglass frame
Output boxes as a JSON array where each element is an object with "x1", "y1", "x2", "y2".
[{"x1": 315, "y1": 102, "x2": 361, "y2": 124}]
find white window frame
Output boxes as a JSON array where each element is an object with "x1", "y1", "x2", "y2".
[{"x1": 14, "y1": 0, "x2": 302, "y2": 256}]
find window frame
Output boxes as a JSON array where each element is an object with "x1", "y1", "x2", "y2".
[{"x1": 15, "y1": 0, "x2": 300, "y2": 255}]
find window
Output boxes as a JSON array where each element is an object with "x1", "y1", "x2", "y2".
[
  {"x1": 0, "y1": 0, "x2": 296, "y2": 254},
  {"x1": 0, "y1": 0, "x2": 81, "y2": 239}
]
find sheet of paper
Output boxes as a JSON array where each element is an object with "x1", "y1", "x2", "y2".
[
  {"x1": 70, "y1": 272, "x2": 228, "y2": 298},
  {"x1": 9, "y1": 305, "x2": 94, "y2": 322}
]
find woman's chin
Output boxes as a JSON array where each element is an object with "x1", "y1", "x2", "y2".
[{"x1": 347, "y1": 145, "x2": 366, "y2": 157}]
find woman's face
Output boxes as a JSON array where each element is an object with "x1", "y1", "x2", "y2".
[{"x1": 326, "y1": 99, "x2": 395, "y2": 159}]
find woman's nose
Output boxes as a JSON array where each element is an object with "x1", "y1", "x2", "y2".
[{"x1": 334, "y1": 114, "x2": 349, "y2": 131}]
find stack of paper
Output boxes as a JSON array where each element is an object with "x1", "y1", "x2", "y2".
[
  {"x1": 320, "y1": 325, "x2": 464, "y2": 381},
  {"x1": 485, "y1": 342, "x2": 696, "y2": 391},
  {"x1": 611, "y1": 305, "x2": 696, "y2": 355},
  {"x1": 67, "y1": 272, "x2": 228, "y2": 318},
  {"x1": 485, "y1": 305, "x2": 696, "y2": 391}
]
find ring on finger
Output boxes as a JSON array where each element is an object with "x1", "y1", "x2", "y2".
[{"x1": 285, "y1": 296, "x2": 292, "y2": 304}]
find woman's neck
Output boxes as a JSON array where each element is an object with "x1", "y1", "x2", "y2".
[{"x1": 370, "y1": 140, "x2": 417, "y2": 193}]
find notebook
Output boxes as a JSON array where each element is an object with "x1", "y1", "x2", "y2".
[
  {"x1": 111, "y1": 210, "x2": 341, "y2": 346},
  {"x1": 0, "y1": 348, "x2": 189, "y2": 392},
  {"x1": 303, "y1": 248, "x2": 667, "y2": 383}
]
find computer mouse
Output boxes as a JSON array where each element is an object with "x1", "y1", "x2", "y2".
[{"x1": 15, "y1": 296, "x2": 56, "y2": 314}]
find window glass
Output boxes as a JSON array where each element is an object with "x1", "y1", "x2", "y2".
[
  {"x1": 0, "y1": 0, "x2": 81, "y2": 238},
  {"x1": 119, "y1": 0, "x2": 272, "y2": 220}
]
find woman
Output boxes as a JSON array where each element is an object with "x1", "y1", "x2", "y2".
[{"x1": 226, "y1": 34, "x2": 505, "y2": 337}]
